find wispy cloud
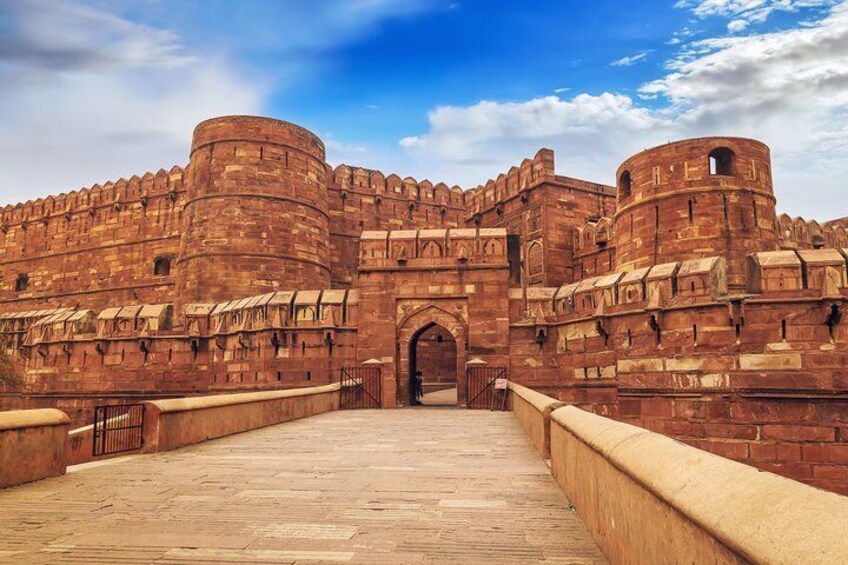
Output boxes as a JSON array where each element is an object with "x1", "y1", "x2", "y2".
[
  {"x1": 675, "y1": 0, "x2": 838, "y2": 32},
  {"x1": 0, "y1": 0, "x2": 439, "y2": 205},
  {"x1": 611, "y1": 51, "x2": 652, "y2": 67}
]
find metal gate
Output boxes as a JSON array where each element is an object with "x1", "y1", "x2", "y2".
[
  {"x1": 466, "y1": 365, "x2": 508, "y2": 410},
  {"x1": 340, "y1": 365, "x2": 382, "y2": 409},
  {"x1": 92, "y1": 404, "x2": 145, "y2": 457}
]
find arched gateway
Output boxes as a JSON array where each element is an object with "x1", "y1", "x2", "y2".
[{"x1": 397, "y1": 306, "x2": 467, "y2": 407}]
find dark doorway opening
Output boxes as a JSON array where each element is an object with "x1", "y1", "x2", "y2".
[{"x1": 409, "y1": 323, "x2": 458, "y2": 407}]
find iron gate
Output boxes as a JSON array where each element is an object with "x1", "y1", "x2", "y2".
[
  {"x1": 340, "y1": 365, "x2": 382, "y2": 409},
  {"x1": 92, "y1": 404, "x2": 145, "y2": 457},
  {"x1": 466, "y1": 365, "x2": 508, "y2": 410}
]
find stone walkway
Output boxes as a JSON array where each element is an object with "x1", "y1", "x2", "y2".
[
  {"x1": 0, "y1": 409, "x2": 607, "y2": 564},
  {"x1": 420, "y1": 387, "x2": 458, "y2": 406}
]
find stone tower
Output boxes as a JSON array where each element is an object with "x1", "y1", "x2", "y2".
[
  {"x1": 176, "y1": 116, "x2": 330, "y2": 309},
  {"x1": 613, "y1": 137, "x2": 779, "y2": 290}
]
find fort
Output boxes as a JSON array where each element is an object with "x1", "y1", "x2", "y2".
[{"x1": 1, "y1": 114, "x2": 848, "y2": 502}]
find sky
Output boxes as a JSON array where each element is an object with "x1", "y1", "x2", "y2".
[{"x1": 1, "y1": 0, "x2": 847, "y2": 219}]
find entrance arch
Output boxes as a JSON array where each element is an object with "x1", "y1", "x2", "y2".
[
  {"x1": 397, "y1": 306, "x2": 467, "y2": 407},
  {"x1": 409, "y1": 323, "x2": 458, "y2": 405}
]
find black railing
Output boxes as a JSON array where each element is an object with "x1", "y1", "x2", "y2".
[
  {"x1": 340, "y1": 366, "x2": 382, "y2": 409},
  {"x1": 466, "y1": 365, "x2": 508, "y2": 410},
  {"x1": 92, "y1": 404, "x2": 145, "y2": 457}
]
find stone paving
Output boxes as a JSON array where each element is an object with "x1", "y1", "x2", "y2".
[{"x1": 0, "y1": 409, "x2": 607, "y2": 564}]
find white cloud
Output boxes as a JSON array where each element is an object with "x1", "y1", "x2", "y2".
[
  {"x1": 399, "y1": 2, "x2": 848, "y2": 218},
  {"x1": 676, "y1": 0, "x2": 838, "y2": 31},
  {"x1": 0, "y1": 0, "x2": 263, "y2": 205},
  {"x1": 611, "y1": 51, "x2": 652, "y2": 67}
]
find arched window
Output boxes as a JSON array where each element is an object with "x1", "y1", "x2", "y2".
[
  {"x1": 709, "y1": 147, "x2": 735, "y2": 176},
  {"x1": 14, "y1": 274, "x2": 28, "y2": 292},
  {"x1": 153, "y1": 256, "x2": 172, "y2": 277},
  {"x1": 619, "y1": 170, "x2": 632, "y2": 199}
]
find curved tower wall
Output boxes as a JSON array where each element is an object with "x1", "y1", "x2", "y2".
[
  {"x1": 177, "y1": 116, "x2": 330, "y2": 307},
  {"x1": 613, "y1": 137, "x2": 779, "y2": 289}
]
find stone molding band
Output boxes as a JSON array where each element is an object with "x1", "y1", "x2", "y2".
[
  {"x1": 178, "y1": 251, "x2": 331, "y2": 273},
  {"x1": 183, "y1": 192, "x2": 330, "y2": 221},
  {"x1": 614, "y1": 185, "x2": 777, "y2": 218},
  {"x1": 190, "y1": 138, "x2": 326, "y2": 165}
]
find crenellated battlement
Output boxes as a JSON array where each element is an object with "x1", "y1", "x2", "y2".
[
  {"x1": 0, "y1": 166, "x2": 186, "y2": 229},
  {"x1": 777, "y1": 213, "x2": 848, "y2": 250},
  {"x1": 330, "y1": 164, "x2": 465, "y2": 207},
  {"x1": 463, "y1": 148, "x2": 555, "y2": 215}
]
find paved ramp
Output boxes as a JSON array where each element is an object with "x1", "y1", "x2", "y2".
[{"x1": 0, "y1": 409, "x2": 606, "y2": 564}]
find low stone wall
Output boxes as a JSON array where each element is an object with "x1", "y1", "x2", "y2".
[
  {"x1": 508, "y1": 382, "x2": 564, "y2": 459},
  {"x1": 550, "y1": 405, "x2": 848, "y2": 564},
  {"x1": 0, "y1": 409, "x2": 69, "y2": 488},
  {"x1": 141, "y1": 384, "x2": 341, "y2": 453}
]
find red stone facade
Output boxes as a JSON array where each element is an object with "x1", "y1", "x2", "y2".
[{"x1": 1, "y1": 115, "x2": 847, "y2": 494}]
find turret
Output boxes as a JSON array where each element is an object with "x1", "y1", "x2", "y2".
[
  {"x1": 176, "y1": 116, "x2": 331, "y2": 310},
  {"x1": 613, "y1": 137, "x2": 779, "y2": 290}
]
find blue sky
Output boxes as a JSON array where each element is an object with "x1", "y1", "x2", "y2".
[{"x1": 1, "y1": 0, "x2": 846, "y2": 218}]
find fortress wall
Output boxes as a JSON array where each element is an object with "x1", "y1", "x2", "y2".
[
  {"x1": 0, "y1": 168, "x2": 186, "y2": 312},
  {"x1": 508, "y1": 250, "x2": 848, "y2": 493},
  {"x1": 0, "y1": 289, "x2": 359, "y2": 427},
  {"x1": 467, "y1": 149, "x2": 616, "y2": 288},
  {"x1": 328, "y1": 165, "x2": 466, "y2": 287}
]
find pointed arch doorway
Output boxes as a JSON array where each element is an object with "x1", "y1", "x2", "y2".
[{"x1": 397, "y1": 306, "x2": 467, "y2": 407}]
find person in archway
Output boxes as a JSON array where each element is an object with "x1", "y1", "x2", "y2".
[{"x1": 413, "y1": 370, "x2": 424, "y2": 405}]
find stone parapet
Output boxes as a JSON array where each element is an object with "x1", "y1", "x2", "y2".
[
  {"x1": 141, "y1": 383, "x2": 341, "y2": 452},
  {"x1": 0, "y1": 408, "x2": 69, "y2": 488},
  {"x1": 550, "y1": 405, "x2": 848, "y2": 564}
]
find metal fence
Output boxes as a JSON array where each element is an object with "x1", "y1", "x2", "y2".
[
  {"x1": 466, "y1": 365, "x2": 508, "y2": 410},
  {"x1": 92, "y1": 404, "x2": 145, "y2": 457},
  {"x1": 340, "y1": 366, "x2": 382, "y2": 409}
]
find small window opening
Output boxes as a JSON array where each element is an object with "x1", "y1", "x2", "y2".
[
  {"x1": 154, "y1": 256, "x2": 172, "y2": 277},
  {"x1": 780, "y1": 319, "x2": 787, "y2": 341},
  {"x1": 688, "y1": 199, "x2": 694, "y2": 224},
  {"x1": 619, "y1": 170, "x2": 632, "y2": 199},
  {"x1": 690, "y1": 281, "x2": 696, "y2": 293},
  {"x1": 14, "y1": 274, "x2": 28, "y2": 292},
  {"x1": 693, "y1": 324, "x2": 698, "y2": 344},
  {"x1": 709, "y1": 147, "x2": 735, "y2": 176}
]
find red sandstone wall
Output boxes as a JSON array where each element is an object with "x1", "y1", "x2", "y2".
[
  {"x1": 177, "y1": 116, "x2": 331, "y2": 308},
  {"x1": 614, "y1": 138, "x2": 779, "y2": 289},
  {"x1": 328, "y1": 166, "x2": 466, "y2": 288},
  {"x1": 467, "y1": 150, "x2": 616, "y2": 288},
  {"x1": 0, "y1": 168, "x2": 185, "y2": 313},
  {"x1": 507, "y1": 250, "x2": 848, "y2": 494}
]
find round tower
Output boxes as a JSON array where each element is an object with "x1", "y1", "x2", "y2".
[
  {"x1": 613, "y1": 137, "x2": 779, "y2": 290},
  {"x1": 177, "y1": 116, "x2": 330, "y2": 307}
]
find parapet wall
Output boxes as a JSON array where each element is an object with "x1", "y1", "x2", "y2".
[
  {"x1": 141, "y1": 383, "x2": 341, "y2": 452},
  {"x1": 549, "y1": 405, "x2": 848, "y2": 565},
  {"x1": 0, "y1": 167, "x2": 186, "y2": 312},
  {"x1": 0, "y1": 408, "x2": 69, "y2": 488}
]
